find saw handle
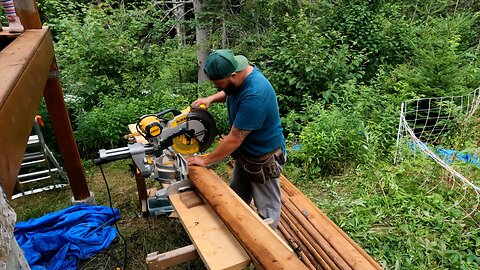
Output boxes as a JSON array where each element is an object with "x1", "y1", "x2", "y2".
[
  {"x1": 191, "y1": 104, "x2": 207, "y2": 110},
  {"x1": 157, "y1": 108, "x2": 182, "y2": 118}
]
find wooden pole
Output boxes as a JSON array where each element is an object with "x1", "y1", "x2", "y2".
[
  {"x1": 188, "y1": 166, "x2": 308, "y2": 270},
  {"x1": 14, "y1": 0, "x2": 92, "y2": 201},
  {"x1": 290, "y1": 196, "x2": 378, "y2": 270},
  {"x1": 281, "y1": 192, "x2": 352, "y2": 270},
  {"x1": 13, "y1": 0, "x2": 42, "y2": 29},
  {"x1": 278, "y1": 218, "x2": 319, "y2": 270},
  {"x1": 281, "y1": 176, "x2": 382, "y2": 270},
  {"x1": 280, "y1": 209, "x2": 335, "y2": 270}
]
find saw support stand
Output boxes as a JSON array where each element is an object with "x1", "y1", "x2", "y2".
[{"x1": 147, "y1": 150, "x2": 192, "y2": 217}]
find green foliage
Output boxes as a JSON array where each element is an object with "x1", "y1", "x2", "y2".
[
  {"x1": 387, "y1": 14, "x2": 480, "y2": 98},
  {"x1": 285, "y1": 102, "x2": 372, "y2": 176},
  {"x1": 301, "y1": 158, "x2": 480, "y2": 270},
  {"x1": 54, "y1": 3, "x2": 197, "y2": 111},
  {"x1": 324, "y1": 0, "x2": 411, "y2": 80},
  {"x1": 256, "y1": 11, "x2": 366, "y2": 112}
]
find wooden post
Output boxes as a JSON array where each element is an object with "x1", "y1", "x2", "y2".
[
  {"x1": 13, "y1": 0, "x2": 42, "y2": 29},
  {"x1": 0, "y1": 28, "x2": 53, "y2": 198},
  {"x1": 134, "y1": 171, "x2": 148, "y2": 217},
  {"x1": 43, "y1": 62, "x2": 90, "y2": 200},
  {"x1": 12, "y1": 0, "x2": 92, "y2": 201}
]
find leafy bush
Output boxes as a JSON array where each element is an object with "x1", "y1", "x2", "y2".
[
  {"x1": 285, "y1": 102, "x2": 372, "y2": 177},
  {"x1": 305, "y1": 158, "x2": 480, "y2": 270},
  {"x1": 54, "y1": 3, "x2": 197, "y2": 112},
  {"x1": 386, "y1": 14, "x2": 480, "y2": 98},
  {"x1": 255, "y1": 10, "x2": 367, "y2": 113}
]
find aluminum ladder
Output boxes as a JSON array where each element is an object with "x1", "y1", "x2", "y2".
[{"x1": 13, "y1": 116, "x2": 69, "y2": 199}]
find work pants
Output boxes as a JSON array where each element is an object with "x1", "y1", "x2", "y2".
[{"x1": 230, "y1": 160, "x2": 282, "y2": 229}]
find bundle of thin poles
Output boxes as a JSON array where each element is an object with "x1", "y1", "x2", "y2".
[{"x1": 278, "y1": 175, "x2": 383, "y2": 270}]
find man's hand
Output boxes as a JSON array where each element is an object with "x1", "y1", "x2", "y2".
[
  {"x1": 187, "y1": 155, "x2": 208, "y2": 166},
  {"x1": 192, "y1": 97, "x2": 213, "y2": 108}
]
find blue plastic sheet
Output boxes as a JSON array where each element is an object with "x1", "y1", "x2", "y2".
[
  {"x1": 14, "y1": 204, "x2": 120, "y2": 270},
  {"x1": 410, "y1": 141, "x2": 480, "y2": 169}
]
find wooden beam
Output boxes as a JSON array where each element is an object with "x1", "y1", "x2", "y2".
[
  {"x1": 44, "y1": 62, "x2": 91, "y2": 200},
  {"x1": 13, "y1": 0, "x2": 42, "y2": 29},
  {"x1": 0, "y1": 28, "x2": 53, "y2": 198},
  {"x1": 146, "y1": 245, "x2": 199, "y2": 270},
  {"x1": 170, "y1": 192, "x2": 250, "y2": 270},
  {"x1": 188, "y1": 166, "x2": 308, "y2": 270}
]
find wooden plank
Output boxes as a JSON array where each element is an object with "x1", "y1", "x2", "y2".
[
  {"x1": 0, "y1": 27, "x2": 53, "y2": 198},
  {"x1": 170, "y1": 193, "x2": 250, "y2": 270},
  {"x1": 0, "y1": 29, "x2": 50, "y2": 106},
  {"x1": 0, "y1": 28, "x2": 22, "y2": 38},
  {"x1": 179, "y1": 190, "x2": 204, "y2": 208},
  {"x1": 146, "y1": 244, "x2": 199, "y2": 270},
  {"x1": 188, "y1": 166, "x2": 308, "y2": 270},
  {"x1": 128, "y1": 123, "x2": 148, "y2": 144}
]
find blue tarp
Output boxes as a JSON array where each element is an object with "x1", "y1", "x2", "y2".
[
  {"x1": 410, "y1": 141, "x2": 480, "y2": 169},
  {"x1": 14, "y1": 204, "x2": 120, "y2": 270}
]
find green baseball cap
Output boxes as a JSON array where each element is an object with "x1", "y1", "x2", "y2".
[{"x1": 203, "y1": 49, "x2": 249, "y2": 80}]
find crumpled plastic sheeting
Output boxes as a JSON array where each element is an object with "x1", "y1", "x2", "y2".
[
  {"x1": 0, "y1": 185, "x2": 17, "y2": 270},
  {"x1": 14, "y1": 204, "x2": 120, "y2": 270}
]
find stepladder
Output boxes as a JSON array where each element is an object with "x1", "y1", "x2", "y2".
[{"x1": 13, "y1": 115, "x2": 69, "y2": 199}]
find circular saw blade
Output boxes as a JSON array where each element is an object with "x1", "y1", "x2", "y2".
[{"x1": 171, "y1": 109, "x2": 217, "y2": 155}]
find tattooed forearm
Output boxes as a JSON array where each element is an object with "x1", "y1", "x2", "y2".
[{"x1": 231, "y1": 127, "x2": 251, "y2": 140}]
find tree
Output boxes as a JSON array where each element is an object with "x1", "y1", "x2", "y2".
[{"x1": 193, "y1": 0, "x2": 209, "y2": 83}]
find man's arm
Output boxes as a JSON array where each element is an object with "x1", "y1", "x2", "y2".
[
  {"x1": 192, "y1": 91, "x2": 227, "y2": 108},
  {"x1": 187, "y1": 126, "x2": 250, "y2": 166}
]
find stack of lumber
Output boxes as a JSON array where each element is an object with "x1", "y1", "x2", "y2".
[
  {"x1": 188, "y1": 166, "x2": 309, "y2": 270},
  {"x1": 278, "y1": 175, "x2": 383, "y2": 270}
]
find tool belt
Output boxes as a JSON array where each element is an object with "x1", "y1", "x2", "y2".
[{"x1": 232, "y1": 147, "x2": 286, "y2": 184}]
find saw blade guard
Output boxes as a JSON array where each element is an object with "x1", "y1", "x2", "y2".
[{"x1": 170, "y1": 109, "x2": 217, "y2": 155}]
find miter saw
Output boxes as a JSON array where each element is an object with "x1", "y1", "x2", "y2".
[{"x1": 94, "y1": 106, "x2": 216, "y2": 215}]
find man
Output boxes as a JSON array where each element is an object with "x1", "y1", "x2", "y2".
[{"x1": 187, "y1": 49, "x2": 286, "y2": 229}]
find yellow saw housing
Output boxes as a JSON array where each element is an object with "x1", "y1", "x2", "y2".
[{"x1": 170, "y1": 113, "x2": 201, "y2": 155}]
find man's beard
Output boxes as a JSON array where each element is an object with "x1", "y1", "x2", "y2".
[{"x1": 219, "y1": 81, "x2": 237, "y2": 95}]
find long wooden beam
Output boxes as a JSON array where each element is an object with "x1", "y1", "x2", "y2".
[
  {"x1": 0, "y1": 27, "x2": 53, "y2": 198},
  {"x1": 188, "y1": 166, "x2": 308, "y2": 270},
  {"x1": 44, "y1": 63, "x2": 91, "y2": 200}
]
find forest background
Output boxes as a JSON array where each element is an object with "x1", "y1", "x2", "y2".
[{"x1": 6, "y1": 0, "x2": 480, "y2": 269}]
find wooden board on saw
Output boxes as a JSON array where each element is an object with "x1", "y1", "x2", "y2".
[
  {"x1": 169, "y1": 192, "x2": 250, "y2": 270},
  {"x1": 128, "y1": 124, "x2": 148, "y2": 144}
]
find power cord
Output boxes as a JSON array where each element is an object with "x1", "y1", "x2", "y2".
[{"x1": 99, "y1": 165, "x2": 128, "y2": 270}]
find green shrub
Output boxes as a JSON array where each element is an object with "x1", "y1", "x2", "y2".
[
  {"x1": 286, "y1": 103, "x2": 372, "y2": 177},
  {"x1": 255, "y1": 10, "x2": 367, "y2": 113},
  {"x1": 387, "y1": 14, "x2": 480, "y2": 98}
]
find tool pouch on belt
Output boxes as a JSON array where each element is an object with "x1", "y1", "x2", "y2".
[{"x1": 233, "y1": 148, "x2": 286, "y2": 184}]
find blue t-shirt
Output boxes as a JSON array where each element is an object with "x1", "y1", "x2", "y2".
[{"x1": 227, "y1": 66, "x2": 285, "y2": 156}]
